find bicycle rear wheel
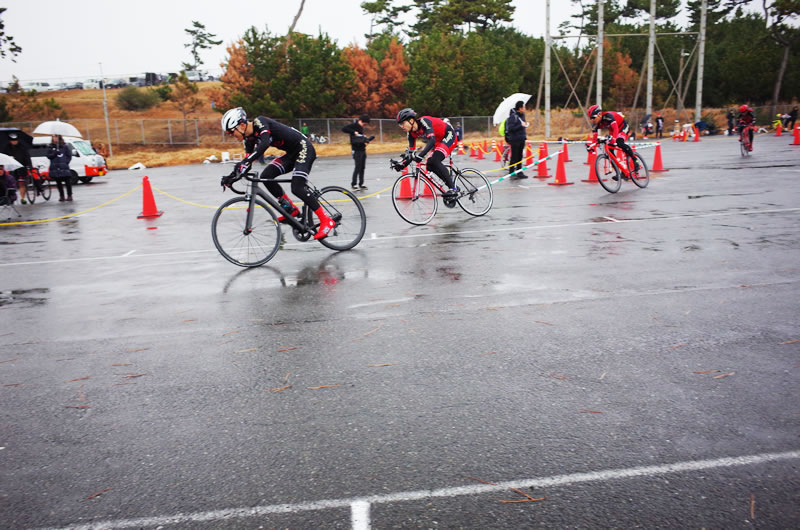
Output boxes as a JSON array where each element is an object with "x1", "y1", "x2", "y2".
[
  {"x1": 212, "y1": 196, "x2": 281, "y2": 267},
  {"x1": 315, "y1": 186, "x2": 367, "y2": 251},
  {"x1": 391, "y1": 173, "x2": 437, "y2": 225},
  {"x1": 627, "y1": 153, "x2": 650, "y2": 188},
  {"x1": 595, "y1": 154, "x2": 622, "y2": 193},
  {"x1": 39, "y1": 176, "x2": 52, "y2": 201},
  {"x1": 455, "y1": 169, "x2": 493, "y2": 216}
]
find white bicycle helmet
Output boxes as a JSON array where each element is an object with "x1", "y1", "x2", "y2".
[{"x1": 221, "y1": 107, "x2": 247, "y2": 133}]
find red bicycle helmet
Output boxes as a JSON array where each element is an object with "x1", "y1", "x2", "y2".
[
  {"x1": 739, "y1": 104, "x2": 749, "y2": 113},
  {"x1": 587, "y1": 104, "x2": 602, "y2": 118}
]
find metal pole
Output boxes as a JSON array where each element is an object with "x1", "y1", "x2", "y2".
[
  {"x1": 141, "y1": 119, "x2": 145, "y2": 144},
  {"x1": 194, "y1": 119, "x2": 200, "y2": 145},
  {"x1": 168, "y1": 120, "x2": 173, "y2": 144},
  {"x1": 545, "y1": 0, "x2": 551, "y2": 138},
  {"x1": 327, "y1": 119, "x2": 331, "y2": 144},
  {"x1": 597, "y1": 0, "x2": 604, "y2": 107},
  {"x1": 646, "y1": 0, "x2": 655, "y2": 119},
  {"x1": 99, "y1": 63, "x2": 113, "y2": 157},
  {"x1": 695, "y1": 0, "x2": 707, "y2": 122},
  {"x1": 379, "y1": 119, "x2": 383, "y2": 143}
]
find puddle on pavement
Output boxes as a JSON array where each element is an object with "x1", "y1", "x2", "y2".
[{"x1": 0, "y1": 288, "x2": 50, "y2": 307}]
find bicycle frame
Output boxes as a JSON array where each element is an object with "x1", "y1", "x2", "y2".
[
  {"x1": 237, "y1": 174, "x2": 315, "y2": 234},
  {"x1": 594, "y1": 141, "x2": 633, "y2": 177}
]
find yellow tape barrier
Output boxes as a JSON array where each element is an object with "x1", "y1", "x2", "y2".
[{"x1": 0, "y1": 184, "x2": 142, "y2": 227}]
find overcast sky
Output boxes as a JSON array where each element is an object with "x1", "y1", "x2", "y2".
[{"x1": 1, "y1": 0, "x2": 712, "y2": 84}]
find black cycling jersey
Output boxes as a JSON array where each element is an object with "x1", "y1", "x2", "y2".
[{"x1": 242, "y1": 116, "x2": 308, "y2": 166}]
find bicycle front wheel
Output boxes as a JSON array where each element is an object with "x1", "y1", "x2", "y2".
[
  {"x1": 627, "y1": 152, "x2": 650, "y2": 188},
  {"x1": 455, "y1": 169, "x2": 493, "y2": 216},
  {"x1": 391, "y1": 173, "x2": 437, "y2": 225},
  {"x1": 595, "y1": 154, "x2": 622, "y2": 193},
  {"x1": 24, "y1": 174, "x2": 36, "y2": 204},
  {"x1": 211, "y1": 196, "x2": 281, "y2": 267},
  {"x1": 315, "y1": 186, "x2": 367, "y2": 251}
]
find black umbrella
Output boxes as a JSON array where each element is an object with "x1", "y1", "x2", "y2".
[{"x1": 0, "y1": 128, "x2": 34, "y2": 152}]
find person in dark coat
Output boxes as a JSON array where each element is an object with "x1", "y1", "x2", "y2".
[
  {"x1": 789, "y1": 106, "x2": 798, "y2": 131},
  {"x1": 2, "y1": 132, "x2": 32, "y2": 203},
  {"x1": 506, "y1": 101, "x2": 529, "y2": 179},
  {"x1": 726, "y1": 108, "x2": 736, "y2": 136},
  {"x1": 341, "y1": 114, "x2": 374, "y2": 190},
  {"x1": 47, "y1": 134, "x2": 73, "y2": 201}
]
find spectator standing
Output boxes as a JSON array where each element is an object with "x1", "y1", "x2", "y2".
[
  {"x1": 301, "y1": 122, "x2": 310, "y2": 137},
  {"x1": 506, "y1": 101, "x2": 529, "y2": 179},
  {"x1": 726, "y1": 108, "x2": 736, "y2": 136},
  {"x1": 656, "y1": 113, "x2": 664, "y2": 139},
  {"x1": 2, "y1": 132, "x2": 32, "y2": 204},
  {"x1": 341, "y1": 114, "x2": 374, "y2": 190},
  {"x1": 454, "y1": 123, "x2": 463, "y2": 143},
  {"x1": 788, "y1": 106, "x2": 798, "y2": 131},
  {"x1": 47, "y1": 134, "x2": 73, "y2": 201},
  {"x1": 1, "y1": 165, "x2": 15, "y2": 204}
]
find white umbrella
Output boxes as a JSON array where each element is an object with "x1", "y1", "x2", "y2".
[
  {"x1": 0, "y1": 153, "x2": 23, "y2": 171},
  {"x1": 493, "y1": 93, "x2": 532, "y2": 126},
  {"x1": 33, "y1": 120, "x2": 82, "y2": 138}
]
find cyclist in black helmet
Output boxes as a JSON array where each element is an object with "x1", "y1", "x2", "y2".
[{"x1": 220, "y1": 107, "x2": 335, "y2": 240}]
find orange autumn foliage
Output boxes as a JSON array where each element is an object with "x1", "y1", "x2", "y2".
[{"x1": 209, "y1": 39, "x2": 252, "y2": 110}]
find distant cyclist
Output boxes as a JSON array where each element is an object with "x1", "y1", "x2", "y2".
[
  {"x1": 220, "y1": 107, "x2": 335, "y2": 240},
  {"x1": 736, "y1": 104, "x2": 756, "y2": 151},
  {"x1": 586, "y1": 104, "x2": 640, "y2": 175},
  {"x1": 394, "y1": 108, "x2": 459, "y2": 199}
]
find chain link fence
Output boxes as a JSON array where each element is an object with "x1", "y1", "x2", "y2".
[{"x1": 3, "y1": 105, "x2": 795, "y2": 147}]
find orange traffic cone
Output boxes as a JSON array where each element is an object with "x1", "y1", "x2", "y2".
[
  {"x1": 494, "y1": 146, "x2": 502, "y2": 162},
  {"x1": 548, "y1": 151, "x2": 574, "y2": 186},
  {"x1": 137, "y1": 176, "x2": 163, "y2": 218},
  {"x1": 483, "y1": 139, "x2": 488, "y2": 152},
  {"x1": 584, "y1": 143, "x2": 594, "y2": 165},
  {"x1": 540, "y1": 141, "x2": 549, "y2": 158},
  {"x1": 693, "y1": 126, "x2": 700, "y2": 142},
  {"x1": 525, "y1": 144, "x2": 534, "y2": 168},
  {"x1": 562, "y1": 139, "x2": 572, "y2": 162},
  {"x1": 469, "y1": 144, "x2": 476, "y2": 157},
  {"x1": 776, "y1": 123, "x2": 783, "y2": 136},
  {"x1": 535, "y1": 144, "x2": 551, "y2": 179},
  {"x1": 651, "y1": 142, "x2": 668, "y2": 172},
  {"x1": 401, "y1": 164, "x2": 409, "y2": 175},
  {"x1": 458, "y1": 141, "x2": 465, "y2": 155},
  {"x1": 397, "y1": 175, "x2": 412, "y2": 199},
  {"x1": 791, "y1": 125, "x2": 800, "y2": 146},
  {"x1": 476, "y1": 145, "x2": 484, "y2": 160},
  {"x1": 582, "y1": 152, "x2": 599, "y2": 183}
]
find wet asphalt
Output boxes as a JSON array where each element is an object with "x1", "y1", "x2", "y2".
[{"x1": 1, "y1": 134, "x2": 799, "y2": 529}]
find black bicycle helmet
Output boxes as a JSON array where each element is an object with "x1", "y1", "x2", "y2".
[{"x1": 396, "y1": 108, "x2": 417, "y2": 123}]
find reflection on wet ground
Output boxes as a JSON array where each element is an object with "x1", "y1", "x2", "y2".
[{"x1": 0, "y1": 288, "x2": 49, "y2": 307}]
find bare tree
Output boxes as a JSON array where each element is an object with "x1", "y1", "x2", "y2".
[{"x1": 284, "y1": 0, "x2": 307, "y2": 57}]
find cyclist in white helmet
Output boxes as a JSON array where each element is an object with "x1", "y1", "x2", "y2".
[{"x1": 220, "y1": 107, "x2": 335, "y2": 240}]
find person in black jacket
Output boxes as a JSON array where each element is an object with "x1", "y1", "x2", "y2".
[
  {"x1": 2, "y1": 132, "x2": 33, "y2": 203},
  {"x1": 341, "y1": 115, "x2": 374, "y2": 190},
  {"x1": 506, "y1": 101, "x2": 529, "y2": 179},
  {"x1": 47, "y1": 135, "x2": 73, "y2": 201},
  {"x1": 789, "y1": 106, "x2": 798, "y2": 131}
]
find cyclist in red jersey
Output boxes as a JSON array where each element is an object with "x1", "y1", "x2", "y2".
[
  {"x1": 736, "y1": 104, "x2": 756, "y2": 151},
  {"x1": 586, "y1": 104, "x2": 640, "y2": 174},
  {"x1": 394, "y1": 108, "x2": 459, "y2": 198}
]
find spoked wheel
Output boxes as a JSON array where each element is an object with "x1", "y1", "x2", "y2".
[
  {"x1": 455, "y1": 169, "x2": 493, "y2": 216},
  {"x1": 24, "y1": 174, "x2": 36, "y2": 204},
  {"x1": 315, "y1": 186, "x2": 367, "y2": 251},
  {"x1": 38, "y1": 174, "x2": 52, "y2": 201},
  {"x1": 211, "y1": 196, "x2": 281, "y2": 267},
  {"x1": 740, "y1": 139, "x2": 749, "y2": 157},
  {"x1": 626, "y1": 152, "x2": 650, "y2": 189},
  {"x1": 391, "y1": 174, "x2": 437, "y2": 225},
  {"x1": 595, "y1": 154, "x2": 622, "y2": 193}
]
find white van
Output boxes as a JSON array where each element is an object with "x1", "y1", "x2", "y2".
[
  {"x1": 21, "y1": 81, "x2": 58, "y2": 92},
  {"x1": 29, "y1": 136, "x2": 108, "y2": 184}
]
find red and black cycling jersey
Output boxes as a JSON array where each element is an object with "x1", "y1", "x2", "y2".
[
  {"x1": 407, "y1": 116, "x2": 455, "y2": 158},
  {"x1": 737, "y1": 109, "x2": 755, "y2": 126},
  {"x1": 242, "y1": 116, "x2": 308, "y2": 166},
  {"x1": 592, "y1": 111, "x2": 630, "y2": 142}
]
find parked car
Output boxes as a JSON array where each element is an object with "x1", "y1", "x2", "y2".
[
  {"x1": 29, "y1": 136, "x2": 108, "y2": 184},
  {"x1": 105, "y1": 79, "x2": 128, "y2": 89},
  {"x1": 20, "y1": 81, "x2": 58, "y2": 92},
  {"x1": 63, "y1": 81, "x2": 84, "y2": 90}
]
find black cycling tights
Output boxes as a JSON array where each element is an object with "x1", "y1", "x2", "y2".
[
  {"x1": 259, "y1": 163, "x2": 320, "y2": 211},
  {"x1": 425, "y1": 151, "x2": 455, "y2": 189},
  {"x1": 615, "y1": 137, "x2": 637, "y2": 162}
]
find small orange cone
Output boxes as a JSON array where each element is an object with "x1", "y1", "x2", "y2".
[
  {"x1": 791, "y1": 125, "x2": 800, "y2": 146},
  {"x1": 535, "y1": 144, "x2": 551, "y2": 179},
  {"x1": 494, "y1": 146, "x2": 502, "y2": 162},
  {"x1": 776, "y1": 123, "x2": 783, "y2": 136},
  {"x1": 483, "y1": 139, "x2": 488, "y2": 152},
  {"x1": 397, "y1": 175, "x2": 412, "y2": 199},
  {"x1": 562, "y1": 139, "x2": 572, "y2": 162},
  {"x1": 476, "y1": 145, "x2": 484, "y2": 160},
  {"x1": 540, "y1": 141, "x2": 549, "y2": 158},
  {"x1": 458, "y1": 141, "x2": 465, "y2": 155},
  {"x1": 137, "y1": 176, "x2": 163, "y2": 218},
  {"x1": 582, "y1": 152, "x2": 599, "y2": 183},
  {"x1": 651, "y1": 142, "x2": 668, "y2": 172},
  {"x1": 693, "y1": 126, "x2": 700, "y2": 142},
  {"x1": 548, "y1": 151, "x2": 574, "y2": 186},
  {"x1": 584, "y1": 143, "x2": 594, "y2": 165},
  {"x1": 469, "y1": 143, "x2": 476, "y2": 157},
  {"x1": 525, "y1": 144, "x2": 534, "y2": 167}
]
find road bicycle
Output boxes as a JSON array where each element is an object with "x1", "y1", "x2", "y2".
[
  {"x1": 500, "y1": 144, "x2": 510, "y2": 169},
  {"x1": 739, "y1": 124, "x2": 754, "y2": 157},
  {"x1": 211, "y1": 170, "x2": 367, "y2": 267},
  {"x1": 17, "y1": 166, "x2": 51, "y2": 204},
  {"x1": 389, "y1": 154, "x2": 493, "y2": 226},
  {"x1": 591, "y1": 138, "x2": 650, "y2": 194}
]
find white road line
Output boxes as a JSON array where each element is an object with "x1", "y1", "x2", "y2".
[
  {"x1": 43, "y1": 449, "x2": 800, "y2": 530},
  {"x1": 602, "y1": 216, "x2": 620, "y2": 222},
  {"x1": 3, "y1": 206, "x2": 800, "y2": 268},
  {"x1": 121, "y1": 250, "x2": 136, "y2": 257},
  {"x1": 351, "y1": 500, "x2": 371, "y2": 530}
]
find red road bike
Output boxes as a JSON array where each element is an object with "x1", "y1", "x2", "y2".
[
  {"x1": 591, "y1": 137, "x2": 650, "y2": 194},
  {"x1": 739, "y1": 123, "x2": 754, "y2": 157}
]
